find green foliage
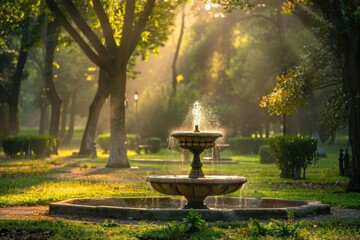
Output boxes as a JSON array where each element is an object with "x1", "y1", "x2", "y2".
[
  {"x1": 97, "y1": 133, "x2": 110, "y2": 153},
  {"x1": 269, "y1": 135, "x2": 319, "y2": 179},
  {"x1": 139, "y1": 209, "x2": 206, "y2": 240},
  {"x1": 229, "y1": 137, "x2": 268, "y2": 154},
  {"x1": 126, "y1": 134, "x2": 139, "y2": 151},
  {"x1": 147, "y1": 137, "x2": 161, "y2": 153},
  {"x1": 260, "y1": 72, "x2": 310, "y2": 116},
  {"x1": 318, "y1": 87, "x2": 349, "y2": 142},
  {"x1": 270, "y1": 211, "x2": 301, "y2": 238},
  {"x1": 248, "y1": 219, "x2": 271, "y2": 236},
  {"x1": 97, "y1": 133, "x2": 141, "y2": 153},
  {"x1": 163, "y1": 222, "x2": 188, "y2": 240},
  {"x1": 248, "y1": 212, "x2": 301, "y2": 238},
  {"x1": 182, "y1": 208, "x2": 206, "y2": 233},
  {"x1": 259, "y1": 145, "x2": 275, "y2": 164},
  {"x1": 2, "y1": 135, "x2": 59, "y2": 157}
]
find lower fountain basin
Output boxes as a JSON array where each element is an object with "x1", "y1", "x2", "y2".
[
  {"x1": 147, "y1": 175, "x2": 247, "y2": 209},
  {"x1": 49, "y1": 197, "x2": 330, "y2": 221}
]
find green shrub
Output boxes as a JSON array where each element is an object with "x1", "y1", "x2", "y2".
[
  {"x1": 97, "y1": 133, "x2": 110, "y2": 153},
  {"x1": 2, "y1": 135, "x2": 59, "y2": 158},
  {"x1": 126, "y1": 134, "x2": 139, "y2": 150},
  {"x1": 229, "y1": 137, "x2": 268, "y2": 154},
  {"x1": 259, "y1": 145, "x2": 275, "y2": 164},
  {"x1": 182, "y1": 208, "x2": 205, "y2": 233},
  {"x1": 269, "y1": 135, "x2": 319, "y2": 179},
  {"x1": 147, "y1": 137, "x2": 161, "y2": 153},
  {"x1": 97, "y1": 133, "x2": 140, "y2": 153}
]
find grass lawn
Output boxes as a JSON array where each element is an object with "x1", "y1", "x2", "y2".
[{"x1": 0, "y1": 144, "x2": 359, "y2": 239}]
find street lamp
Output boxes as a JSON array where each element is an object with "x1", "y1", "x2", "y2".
[
  {"x1": 134, "y1": 90, "x2": 139, "y2": 126},
  {"x1": 124, "y1": 94, "x2": 129, "y2": 108}
]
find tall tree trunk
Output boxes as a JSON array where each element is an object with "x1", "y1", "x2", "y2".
[
  {"x1": 171, "y1": 3, "x2": 185, "y2": 96},
  {"x1": 8, "y1": 38, "x2": 28, "y2": 136},
  {"x1": 0, "y1": 104, "x2": 8, "y2": 139},
  {"x1": 44, "y1": 18, "x2": 61, "y2": 138},
  {"x1": 39, "y1": 102, "x2": 49, "y2": 135},
  {"x1": 62, "y1": 90, "x2": 77, "y2": 146},
  {"x1": 106, "y1": 63, "x2": 129, "y2": 168},
  {"x1": 59, "y1": 93, "x2": 70, "y2": 139},
  {"x1": 344, "y1": 28, "x2": 360, "y2": 192},
  {"x1": 79, "y1": 68, "x2": 110, "y2": 155}
]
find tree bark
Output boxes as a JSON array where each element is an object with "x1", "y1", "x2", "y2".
[
  {"x1": 44, "y1": 18, "x2": 61, "y2": 138},
  {"x1": 8, "y1": 40, "x2": 28, "y2": 136},
  {"x1": 106, "y1": 63, "x2": 129, "y2": 168},
  {"x1": 62, "y1": 90, "x2": 77, "y2": 146},
  {"x1": 79, "y1": 69, "x2": 110, "y2": 154},
  {"x1": 344, "y1": 27, "x2": 360, "y2": 192},
  {"x1": 59, "y1": 93, "x2": 70, "y2": 139},
  {"x1": 39, "y1": 102, "x2": 49, "y2": 135},
  {"x1": 171, "y1": 3, "x2": 185, "y2": 96}
]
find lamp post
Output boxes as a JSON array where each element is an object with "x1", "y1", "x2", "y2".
[
  {"x1": 124, "y1": 94, "x2": 129, "y2": 109},
  {"x1": 134, "y1": 90, "x2": 139, "y2": 133}
]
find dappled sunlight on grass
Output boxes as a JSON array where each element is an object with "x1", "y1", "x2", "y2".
[
  {"x1": 0, "y1": 144, "x2": 359, "y2": 208},
  {"x1": 0, "y1": 180, "x2": 150, "y2": 207}
]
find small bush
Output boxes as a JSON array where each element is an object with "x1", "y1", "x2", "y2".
[
  {"x1": 182, "y1": 208, "x2": 205, "y2": 233},
  {"x1": 97, "y1": 133, "x2": 110, "y2": 153},
  {"x1": 269, "y1": 135, "x2": 318, "y2": 179},
  {"x1": 248, "y1": 211, "x2": 301, "y2": 238},
  {"x1": 229, "y1": 137, "x2": 268, "y2": 154},
  {"x1": 97, "y1": 133, "x2": 140, "y2": 153},
  {"x1": 147, "y1": 137, "x2": 161, "y2": 153},
  {"x1": 259, "y1": 145, "x2": 275, "y2": 164},
  {"x1": 126, "y1": 134, "x2": 139, "y2": 150}
]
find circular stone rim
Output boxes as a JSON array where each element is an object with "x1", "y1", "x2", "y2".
[
  {"x1": 171, "y1": 131, "x2": 223, "y2": 138},
  {"x1": 147, "y1": 175, "x2": 247, "y2": 184}
]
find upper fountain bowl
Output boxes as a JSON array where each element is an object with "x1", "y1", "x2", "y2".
[{"x1": 171, "y1": 131, "x2": 222, "y2": 150}]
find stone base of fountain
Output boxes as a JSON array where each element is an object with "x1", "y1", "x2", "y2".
[{"x1": 49, "y1": 197, "x2": 330, "y2": 221}]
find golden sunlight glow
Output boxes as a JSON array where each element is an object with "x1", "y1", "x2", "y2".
[
  {"x1": 205, "y1": 0, "x2": 211, "y2": 11},
  {"x1": 232, "y1": 33, "x2": 250, "y2": 48}
]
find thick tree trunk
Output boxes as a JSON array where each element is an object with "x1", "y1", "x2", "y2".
[
  {"x1": 106, "y1": 63, "x2": 129, "y2": 168},
  {"x1": 8, "y1": 41, "x2": 28, "y2": 136},
  {"x1": 39, "y1": 102, "x2": 49, "y2": 135},
  {"x1": 44, "y1": 19, "x2": 61, "y2": 138},
  {"x1": 0, "y1": 104, "x2": 8, "y2": 138},
  {"x1": 59, "y1": 93, "x2": 70, "y2": 139},
  {"x1": 79, "y1": 69, "x2": 110, "y2": 155},
  {"x1": 62, "y1": 90, "x2": 77, "y2": 146},
  {"x1": 344, "y1": 28, "x2": 360, "y2": 192}
]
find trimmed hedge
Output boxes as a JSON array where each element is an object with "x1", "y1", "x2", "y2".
[
  {"x1": 2, "y1": 135, "x2": 59, "y2": 158},
  {"x1": 97, "y1": 133, "x2": 110, "y2": 153},
  {"x1": 229, "y1": 137, "x2": 269, "y2": 154},
  {"x1": 147, "y1": 137, "x2": 161, "y2": 153},
  {"x1": 97, "y1": 133, "x2": 140, "y2": 153},
  {"x1": 259, "y1": 145, "x2": 275, "y2": 164},
  {"x1": 269, "y1": 135, "x2": 318, "y2": 179}
]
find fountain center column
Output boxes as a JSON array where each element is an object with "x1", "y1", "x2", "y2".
[{"x1": 189, "y1": 148, "x2": 205, "y2": 178}]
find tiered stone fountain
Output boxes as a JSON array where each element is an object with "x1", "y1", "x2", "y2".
[{"x1": 148, "y1": 102, "x2": 246, "y2": 209}]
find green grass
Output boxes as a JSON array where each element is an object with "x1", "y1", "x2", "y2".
[
  {"x1": 0, "y1": 219, "x2": 359, "y2": 239},
  {"x1": 0, "y1": 145, "x2": 359, "y2": 208},
  {"x1": 0, "y1": 143, "x2": 360, "y2": 239}
]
